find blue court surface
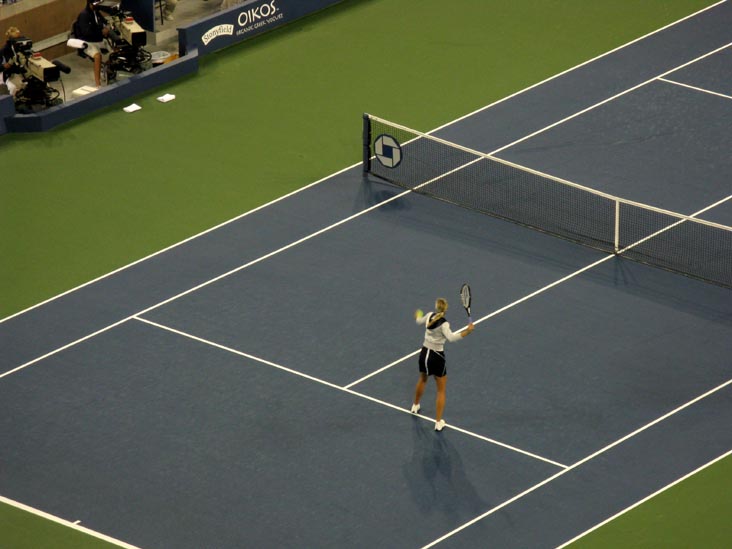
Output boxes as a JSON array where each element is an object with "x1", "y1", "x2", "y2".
[{"x1": 2, "y1": 4, "x2": 732, "y2": 548}]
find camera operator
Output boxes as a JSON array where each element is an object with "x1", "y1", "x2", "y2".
[
  {"x1": 74, "y1": 0, "x2": 111, "y2": 87},
  {"x1": 1, "y1": 27, "x2": 24, "y2": 96}
]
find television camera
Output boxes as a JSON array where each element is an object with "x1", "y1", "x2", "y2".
[
  {"x1": 95, "y1": 1, "x2": 152, "y2": 80},
  {"x1": 5, "y1": 37, "x2": 70, "y2": 112}
]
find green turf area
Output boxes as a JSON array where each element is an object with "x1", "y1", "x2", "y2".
[
  {"x1": 0, "y1": 500, "x2": 118, "y2": 549},
  {"x1": 0, "y1": 0, "x2": 722, "y2": 547},
  {"x1": 568, "y1": 453, "x2": 732, "y2": 548}
]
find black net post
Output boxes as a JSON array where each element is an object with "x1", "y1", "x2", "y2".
[{"x1": 362, "y1": 113, "x2": 371, "y2": 174}]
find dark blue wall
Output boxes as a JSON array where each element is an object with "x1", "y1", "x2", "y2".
[{"x1": 0, "y1": 95, "x2": 15, "y2": 134}]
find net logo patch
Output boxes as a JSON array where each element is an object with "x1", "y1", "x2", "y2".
[{"x1": 374, "y1": 134, "x2": 402, "y2": 168}]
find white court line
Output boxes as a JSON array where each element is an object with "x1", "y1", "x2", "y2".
[
  {"x1": 555, "y1": 448, "x2": 732, "y2": 548},
  {"x1": 5, "y1": 33, "x2": 720, "y2": 342},
  {"x1": 0, "y1": 188, "x2": 410, "y2": 380},
  {"x1": 488, "y1": 41, "x2": 732, "y2": 156},
  {"x1": 421, "y1": 376, "x2": 732, "y2": 549},
  {"x1": 0, "y1": 495, "x2": 142, "y2": 549},
  {"x1": 0, "y1": 154, "x2": 488, "y2": 381},
  {"x1": 658, "y1": 76, "x2": 732, "y2": 101},
  {"x1": 133, "y1": 316, "x2": 566, "y2": 469},
  {"x1": 1, "y1": 1, "x2": 725, "y2": 325},
  {"x1": 0, "y1": 3, "x2": 727, "y2": 545},
  {"x1": 423, "y1": 0, "x2": 728, "y2": 140},
  {"x1": 344, "y1": 255, "x2": 614, "y2": 389},
  {"x1": 0, "y1": 318, "x2": 132, "y2": 380},
  {"x1": 0, "y1": 165, "x2": 359, "y2": 325},
  {"x1": 344, "y1": 350, "x2": 420, "y2": 389}
]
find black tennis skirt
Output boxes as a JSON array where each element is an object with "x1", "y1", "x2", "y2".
[{"x1": 418, "y1": 347, "x2": 446, "y2": 377}]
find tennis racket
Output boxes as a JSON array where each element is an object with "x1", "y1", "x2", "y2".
[{"x1": 460, "y1": 283, "x2": 472, "y2": 323}]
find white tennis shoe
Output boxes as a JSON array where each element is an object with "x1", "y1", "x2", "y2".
[
  {"x1": 435, "y1": 419, "x2": 446, "y2": 432},
  {"x1": 410, "y1": 403, "x2": 420, "y2": 414}
]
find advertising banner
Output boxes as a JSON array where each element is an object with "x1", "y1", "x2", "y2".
[{"x1": 179, "y1": 0, "x2": 344, "y2": 56}]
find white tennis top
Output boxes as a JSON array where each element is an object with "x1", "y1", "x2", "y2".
[{"x1": 415, "y1": 311, "x2": 463, "y2": 351}]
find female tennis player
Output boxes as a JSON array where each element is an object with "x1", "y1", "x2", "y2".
[{"x1": 411, "y1": 298, "x2": 474, "y2": 431}]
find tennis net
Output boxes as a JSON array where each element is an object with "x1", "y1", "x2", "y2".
[{"x1": 362, "y1": 113, "x2": 732, "y2": 288}]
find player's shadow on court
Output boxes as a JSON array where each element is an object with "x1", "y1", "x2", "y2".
[{"x1": 402, "y1": 416, "x2": 487, "y2": 521}]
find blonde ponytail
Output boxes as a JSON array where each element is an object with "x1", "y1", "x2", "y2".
[{"x1": 427, "y1": 298, "x2": 448, "y2": 327}]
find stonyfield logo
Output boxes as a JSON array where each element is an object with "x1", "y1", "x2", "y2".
[
  {"x1": 236, "y1": 0, "x2": 284, "y2": 35},
  {"x1": 201, "y1": 24, "x2": 235, "y2": 46}
]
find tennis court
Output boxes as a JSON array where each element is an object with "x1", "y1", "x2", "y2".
[{"x1": 2, "y1": 2, "x2": 732, "y2": 548}]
